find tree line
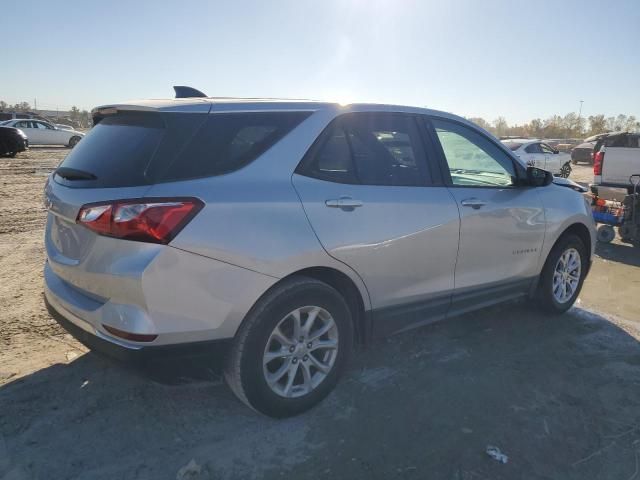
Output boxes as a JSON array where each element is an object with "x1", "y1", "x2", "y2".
[
  {"x1": 2, "y1": 99, "x2": 639, "y2": 138},
  {"x1": 0, "y1": 100, "x2": 92, "y2": 128},
  {"x1": 468, "y1": 112, "x2": 640, "y2": 140}
]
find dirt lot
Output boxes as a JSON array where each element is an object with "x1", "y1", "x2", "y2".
[{"x1": 1, "y1": 149, "x2": 640, "y2": 480}]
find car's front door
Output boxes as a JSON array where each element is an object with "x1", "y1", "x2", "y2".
[
  {"x1": 293, "y1": 112, "x2": 460, "y2": 334},
  {"x1": 34, "y1": 121, "x2": 58, "y2": 144},
  {"x1": 428, "y1": 118, "x2": 546, "y2": 314}
]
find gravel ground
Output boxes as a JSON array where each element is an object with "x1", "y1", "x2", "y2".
[{"x1": 1, "y1": 149, "x2": 640, "y2": 480}]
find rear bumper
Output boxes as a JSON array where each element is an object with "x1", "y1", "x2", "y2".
[{"x1": 45, "y1": 296, "x2": 231, "y2": 362}]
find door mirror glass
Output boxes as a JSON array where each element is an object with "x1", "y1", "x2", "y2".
[{"x1": 527, "y1": 166, "x2": 553, "y2": 187}]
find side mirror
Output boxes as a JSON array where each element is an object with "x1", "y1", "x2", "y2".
[
  {"x1": 553, "y1": 150, "x2": 559, "y2": 154},
  {"x1": 527, "y1": 166, "x2": 553, "y2": 187}
]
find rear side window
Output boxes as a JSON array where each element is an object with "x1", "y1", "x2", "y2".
[
  {"x1": 604, "y1": 134, "x2": 639, "y2": 148},
  {"x1": 56, "y1": 111, "x2": 310, "y2": 188},
  {"x1": 297, "y1": 113, "x2": 430, "y2": 186},
  {"x1": 159, "y1": 112, "x2": 310, "y2": 182}
]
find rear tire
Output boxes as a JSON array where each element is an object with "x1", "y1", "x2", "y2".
[
  {"x1": 559, "y1": 162, "x2": 572, "y2": 178},
  {"x1": 224, "y1": 276, "x2": 353, "y2": 418},
  {"x1": 537, "y1": 234, "x2": 587, "y2": 314}
]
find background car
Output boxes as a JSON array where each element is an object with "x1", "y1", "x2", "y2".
[
  {"x1": 1, "y1": 119, "x2": 83, "y2": 147},
  {"x1": 571, "y1": 141, "x2": 595, "y2": 164},
  {"x1": 0, "y1": 126, "x2": 28, "y2": 157},
  {"x1": 502, "y1": 139, "x2": 573, "y2": 177}
]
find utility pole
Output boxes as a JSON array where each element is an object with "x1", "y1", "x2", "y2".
[
  {"x1": 577, "y1": 100, "x2": 584, "y2": 137},
  {"x1": 34, "y1": 98, "x2": 37, "y2": 111}
]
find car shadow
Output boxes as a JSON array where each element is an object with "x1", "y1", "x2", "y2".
[
  {"x1": 596, "y1": 241, "x2": 640, "y2": 267},
  {"x1": 2, "y1": 305, "x2": 640, "y2": 480}
]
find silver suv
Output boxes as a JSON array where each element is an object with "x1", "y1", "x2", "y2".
[{"x1": 44, "y1": 91, "x2": 596, "y2": 417}]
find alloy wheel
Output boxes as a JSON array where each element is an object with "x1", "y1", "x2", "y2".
[
  {"x1": 262, "y1": 306, "x2": 338, "y2": 398},
  {"x1": 552, "y1": 247, "x2": 581, "y2": 303}
]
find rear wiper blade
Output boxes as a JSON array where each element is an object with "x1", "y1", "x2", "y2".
[{"x1": 55, "y1": 167, "x2": 97, "y2": 181}]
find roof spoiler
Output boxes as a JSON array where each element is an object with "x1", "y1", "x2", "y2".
[{"x1": 173, "y1": 86, "x2": 208, "y2": 98}]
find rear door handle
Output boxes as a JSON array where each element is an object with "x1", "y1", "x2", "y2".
[
  {"x1": 460, "y1": 198, "x2": 487, "y2": 209},
  {"x1": 325, "y1": 197, "x2": 363, "y2": 210}
]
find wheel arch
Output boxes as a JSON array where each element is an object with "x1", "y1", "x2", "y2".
[
  {"x1": 530, "y1": 221, "x2": 593, "y2": 299},
  {"x1": 273, "y1": 267, "x2": 371, "y2": 345},
  {"x1": 562, "y1": 222, "x2": 592, "y2": 261}
]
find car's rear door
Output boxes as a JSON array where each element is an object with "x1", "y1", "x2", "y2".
[
  {"x1": 293, "y1": 112, "x2": 460, "y2": 334},
  {"x1": 16, "y1": 120, "x2": 41, "y2": 144},
  {"x1": 524, "y1": 142, "x2": 545, "y2": 168},
  {"x1": 426, "y1": 117, "x2": 546, "y2": 314}
]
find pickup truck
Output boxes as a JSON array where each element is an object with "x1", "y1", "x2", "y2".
[{"x1": 592, "y1": 132, "x2": 640, "y2": 198}]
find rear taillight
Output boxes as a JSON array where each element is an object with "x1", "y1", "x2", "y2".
[
  {"x1": 593, "y1": 151, "x2": 604, "y2": 175},
  {"x1": 77, "y1": 198, "x2": 203, "y2": 244}
]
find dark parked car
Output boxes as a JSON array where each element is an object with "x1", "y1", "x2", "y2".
[
  {"x1": 0, "y1": 126, "x2": 28, "y2": 157},
  {"x1": 571, "y1": 141, "x2": 595, "y2": 165}
]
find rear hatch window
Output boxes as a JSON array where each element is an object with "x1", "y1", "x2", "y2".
[{"x1": 55, "y1": 111, "x2": 311, "y2": 188}]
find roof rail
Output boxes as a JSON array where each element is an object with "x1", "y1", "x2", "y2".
[{"x1": 173, "y1": 86, "x2": 207, "y2": 99}]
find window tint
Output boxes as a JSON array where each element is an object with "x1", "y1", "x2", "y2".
[
  {"x1": 57, "y1": 112, "x2": 166, "y2": 188},
  {"x1": 540, "y1": 143, "x2": 555, "y2": 154},
  {"x1": 160, "y1": 112, "x2": 310, "y2": 182},
  {"x1": 432, "y1": 118, "x2": 516, "y2": 187},
  {"x1": 298, "y1": 113, "x2": 430, "y2": 186},
  {"x1": 605, "y1": 134, "x2": 629, "y2": 147},
  {"x1": 304, "y1": 127, "x2": 357, "y2": 183},
  {"x1": 56, "y1": 111, "x2": 310, "y2": 188},
  {"x1": 524, "y1": 143, "x2": 543, "y2": 154}
]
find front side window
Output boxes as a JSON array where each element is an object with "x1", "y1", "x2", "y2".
[
  {"x1": 432, "y1": 118, "x2": 517, "y2": 187},
  {"x1": 540, "y1": 143, "x2": 555, "y2": 154},
  {"x1": 524, "y1": 143, "x2": 543, "y2": 154},
  {"x1": 298, "y1": 113, "x2": 430, "y2": 186}
]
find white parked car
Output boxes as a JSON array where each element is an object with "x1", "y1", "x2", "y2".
[
  {"x1": 1, "y1": 119, "x2": 84, "y2": 147},
  {"x1": 502, "y1": 139, "x2": 572, "y2": 178}
]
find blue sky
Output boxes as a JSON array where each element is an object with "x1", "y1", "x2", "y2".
[{"x1": 3, "y1": 0, "x2": 639, "y2": 124}]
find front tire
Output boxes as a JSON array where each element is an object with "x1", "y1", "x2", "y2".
[
  {"x1": 537, "y1": 234, "x2": 588, "y2": 314},
  {"x1": 224, "y1": 276, "x2": 353, "y2": 417},
  {"x1": 68, "y1": 136, "x2": 81, "y2": 148}
]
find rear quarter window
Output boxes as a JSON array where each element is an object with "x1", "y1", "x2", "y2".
[{"x1": 158, "y1": 112, "x2": 311, "y2": 182}]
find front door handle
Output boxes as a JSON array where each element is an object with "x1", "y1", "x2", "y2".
[
  {"x1": 460, "y1": 198, "x2": 487, "y2": 209},
  {"x1": 325, "y1": 197, "x2": 363, "y2": 210}
]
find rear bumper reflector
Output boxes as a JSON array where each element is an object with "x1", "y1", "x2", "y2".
[{"x1": 102, "y1": 324, "x2": 158, "y2": 343}]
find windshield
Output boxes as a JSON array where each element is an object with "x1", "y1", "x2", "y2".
[{"x1": 502, "y1": 141, "x2": 524, "y2": 151}]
